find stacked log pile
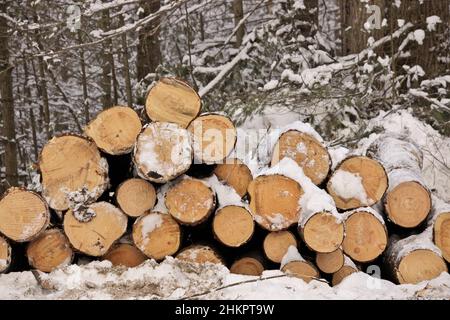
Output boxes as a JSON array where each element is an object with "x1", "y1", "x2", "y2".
[{"x1": 0, "y1": 77, "x2": 448, "y2": 287}]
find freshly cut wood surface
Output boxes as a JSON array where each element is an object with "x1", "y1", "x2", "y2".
[
  {"x1": 300, "y1": 211, "x2": 344, "y2": 253},
  {"x1": 327, "y1": 156, "x2": 388, "y2": 210},
  {"x1": 27, "y1": 229, "x2": 73, "y2": 272},
  {"x1": 132, "y1": 212, "x2": 181, "y2": 261},
  {"x1": 145, "y1": 78, "x2": 201, "y2": 128},
  {"x1": 332, "y1": 265, "x2": 358, "y2": 286},
  {"x1": 316, "y1": 248, "x2": 344, "y2": 274},
  {"x1": 39, "y1": 134, "x2": 109, "y2": 211},
  {"x1": 263, "y1": 231, "x2": 297, "y2": 263},
  {"x1": 0, "y1": 236, "x2": 11, "y2": 273},
  {"x1": 213, "y1": 158, "x2": 252, "y2": 197},
  {"x1": 213, "y1": 205, "x2": 254, "y2": 247},
  {"x1": 396, "y1": 249, "x2": 447, "y2": 284},
  {"x1": 165, "y1": 178, "x2": 216, "y2": 225},
  {"x1": 133, "y1": 122, "x2": 193, "y2": 183},
  {"x1": 116, "y1": 178, "x2": 156, "y2": 217},
  {"x1": 85, "y1": 106, "x2": 142, "y2": 155},
  {"x1": 433, "y1": 212, "x2": 450, "y2": 263},
  {"x1": 176, "y1": 245, "x2": 223, "y2": 265},
  {"x1": 64, "y1": 202, "x2": 128, "y2": 257},
  {"x1": 248, "y1": 174, "x2": 303, "y2": 231},
  {"x1": 281, "y1": 260, "x2": 319, "y2": 283},
  {"x1": 0, "y1": 187, "x2": 50, "y2": 242},
  {"x1": 271, "y1": 130, "x2": 330, "y2": 185},
  {"x1": 188, "y1": 113, "x2": 237, "y2": 164},
  {"x1": 230, "y1": 257, "x2": 264, "y2": 276},
  {"x1": 103, "y1": 243, "x2": 147, "y2": 267}
]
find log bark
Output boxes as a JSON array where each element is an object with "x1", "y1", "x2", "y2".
[
  {"x1": 331, "y1": 255, "x2": 358, "y2": 286},
  {"x1": 165, "y1": 177, "x2": 216, "y2": 226},
  {"x1": 367, "y1": 135, "x2": 431, "y2": 228},
  {"x1": 132, "y1": 211, "x2": 181, "y2": 261},
  {"x1": 115, "y1": 178, "x2": 156, "y2": 217},
  {"x1": 263, "y1": 231, "x2": 298, "y2": 264},
  {"x1": 64, "y1": 202, "x2": 127, "y2": 257},
  {"x1": 26, "y1": 229, "x2": 73, "y2": 272},
  {"x1": 145, "y1": 78, "x2": 201, "y2": 128},
  {"x1": 429, "y1": 196, "x2": 450, "y2": 263},
  {"x1": 133, "y1": 122, "x2": 193, "y2": 183},
  {"x1": 188, "y1": 113, "x2": 237, "y2": 164},
  {"x1": 0, "y1": 236, "x2": 12, "y2": 273},
  {"x1": 212, "y1": 205, "x2": 254, "y2": 248},
  {"x1": 271, "y1": 130, "x2": 331, "y2": 185},
  {"x1": 213, "y1": 158, "x2": 252, "y2": 197},
  {"x1": 39, "y1": 134, "x2": 109, "y2": 211},
  {"x1": 316, "y1": 248, "x2": 344, "y2": 274},
  {"x1": 384, "y1": 228, "x2": 448, "y2": 284},
  {"x1": 232, "y1": 0, "x2": 245, "y2": 47},
  {"x1": 102, "y1": 243, "x2": 147, "y2": 268},
  {"x1": 342, "y1": 207, "x2": 388, "y2": 263},
  {"x1": 176, "y1": 245, "x2": 224, "y2": 265},
  {"x1": 248, "y1": 174, "x2": 303, "y2": 231},
  {"x1": 0, "y1": 187, "x2": 50, "y2": 242},
  {"x1": 84, "y1": 106, "x2": 142, "y2": 155},
  {"x1": 326, "y1": 156, "x2": 388, "y2": 210}
]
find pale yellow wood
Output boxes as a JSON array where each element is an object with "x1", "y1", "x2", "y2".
[
  {"x1": 282, "y1": 261, "x2": 319, "y2": 283},
  {"x1": 332, "y1": 265, "x2": 358, "y2": 286},
  {"x1": 103, "y1": 243, "x2": 148, "y2": 268},
  {"x1": 0, "y1": 236, "x2": 11, "y2": 273},
  {"x1": 397, "y1": 249, "x2": 448, "y2": 284},
  {"x1": 213, "y1": 158, "x2": 252, "y2": 197},
  {"x1": 176, "y1": 245, "x2": 223, "y2": 265},
  {"x1": 213, "y1": 205, "x2": 254, "y2": 247},
  {"x1": 316, "y1": 248, "x2": 344, "y2": 274},
  {"x1": 434, "y1": 212, "x2": 450, "y2": 263},
  {"x1": 302, "y1": 212, "x2": 344, "y2": 253},
  {"x1": 230, "y1": 257, "x2": 264, "y2": 276},
  {"x1": 263, "y1": 231, "x2": 297, "y2": 263},
  {"x1": 116, "y1": 178, "x2": 156, "y2": 217}
]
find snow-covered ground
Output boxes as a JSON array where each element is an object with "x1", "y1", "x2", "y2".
[{"x1": 0, "y1": 258, "x2": 449, "y2": 300}]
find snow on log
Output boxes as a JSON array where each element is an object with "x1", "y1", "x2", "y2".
[
  {"x1": 133, "y1": 122, "x2": 193, "y2": 183},
  {"x1": 315, "y1": 248, "x2": 344, "y2": 274},
  {"x1": 429, "y1": 195, "x2": 450, "y2": 263},
  {"x1": 26, "y1": 229, "x2": 73, "y2": 273},
  {"x1": 384, "y1": 228, "x2": 448, "y2": 284},
  {"x1": 84, "y1": 106, "x2": 142, "y2": 155},
  {"x1": 39, "y1": 134, "x2": 109, "y2": 211},
  {"x1": 64, "y1": 202, "x2": 128, "y2": 257},
  {"x1": 102, "y1": 243, "x2": 147, "y2": 268},
  {"x1": 176, "y1": 245, "x2": 224, "y2": 265},
  {"x1": 367, "y1": 135, "x2": 431, "y2": 228},
  {"x1": 0, "y1": 187, "x2": 50, "y2": 242},
  {"x1": 342, "y1": 207, "x2": 388, "y2": 263},
  {"x1": 188, "y1": 113, "x2": 237, "y2": 164},
  {"x1": 0, "y1": 236, "x2": 12, "y2": 273},
  {"x1": 326, "y1": 156, "x2": 388, "y2": 210},
  {"x1": 331, "y1": 255, "x2": 358, "y2": 286},
  {"x1": 145, "y1": 78, "x2": 201, "y2": 128},
  {"x1": 115, "y1": 178, "x2": 156, "y2": 217},
  {"x1": 280, "y1": 246, "x2": 320, "y2": 283},
  {"x1": 230, "y1": 255, "x2": 265, "y2": 276},
  {"x1": 213, "y1": 158, "x2": 252, "y2": 197},
  {"x1": 165, "y1": 177, "x2": 216, "y2": 226},
  {"x1": 132, "y1": 211, "x2": 181, "y2": 261},
  {"x1": 263, "y1": 230, "x2": 298, "y2": 264},
  {"x1": 212, "y1": 205, "x2": 254, "y2": 248}
]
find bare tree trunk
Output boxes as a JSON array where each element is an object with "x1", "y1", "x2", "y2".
[
  {"x1": 22, "y1": 59, "x2": 38, "y2": 162},
  {"x1": 232, "y1": 0, "x2": 245, "y2": 47},
  {"x1": 101, "y1": 8, "x2": 112, "y2": 109},
  {"x1": 120, "y1": 16, "x2": 133, "y2": 107},
  {"x1": 0, "y1": 1, "x2": 19, "y2": 188},
  {"x1": 137, "y1": 0, "x2": 162, "y2": 81},
  {"x1": 111, "y1": 55, "x2": 119, "y2": 106},
  {"x1": 78, "y1": 29, "x2": 90, "y2": 124}
]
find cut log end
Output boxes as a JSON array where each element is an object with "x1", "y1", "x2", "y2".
[
  {"x1": 397, "y1": 249, "x2": 448, "y2": 285},
  {"x1": 230, "y1": 257, "x2": 264, "y2": 276},
  {"x1": 213, "y1": 159, "x2": 252, "y2": 197},
  {"x1": 263, "y1": 231, "x2": 297, "y2": 264},
  {"x1": 0, "y1": 236, "x2": 12, "y2": 273},
  {"x1": 146, "y1": 78, "x2": 201, "y2": 129},
  {"x1": 343, "y1": 211, "x2": 387, "y2": 263},
  {"x1": 176, "y1": 245, "x2": 223, "y2": 265},
  {"x1": 27, "y1": 229, "x2": 73, "y2": 273},
  {"x1": 134, "y1": 122, "x2": 193, "y2": 183},
  {"x1": 332, "y1": 265, "x2": 358, "y2": 286},
  {"x1": 213, "y1": 205, "x2": 254, "y2": 247},
  {"x1": 301, "y1": 212, "x2": 344, "y2": 253},
  {"x1": 102, "y1": 243, "x2": 148, "y2": 268},
  {"x1": 385, "y1": 181, "x2": 431, "y2": 228},
  {"x1": 434, "y1": 212, "x2": 450, "y2": 263},
  {"x1": 271, "y1": 130, "x2": 330, "y2": 185},
  {"x1": 39, "y1": 134, "x2": 109, "y2": 211},
  {"x1": 327, "y1": 156, "x2": 388, "y2": 210},
  {"x1": 132, "y1": 212, "x2": 181, "y2": 261},
  {"x1": 116, "y1": 178, "x2": 156, "y2": 217},
  {"x1": 281, "y1": 261, "x2": 319, "y2": 283},
  {"x1": 248, "y1": 174, "x2": 302, "y2": 231},
  {"x1": 0, "y1": 188, "x2": 50, "y2": 242},
  {"x1": 316, "y1": 248, "x2": 344, "y2": 274},
  {"x1": 165, "y1": 178, "x2": 215, "y2": 226},
  {"x1": 84, "y1": 106, "x2": 142, "y2": 155},
  {"x1": 64, "y1": 202, "x2": 128, "y2": 257},
  {"x1": 188, "y1": 114, "x2": 237, "y2": 164}
]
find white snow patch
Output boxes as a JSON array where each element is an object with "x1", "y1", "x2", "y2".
[
  {"x1": 140, "y1": 214, "x2": 163, "y2": 240},
  {"x1": 412, "y1": 29, "x2": 425, "y2": 45},
  {"x1": 0, "y1": 259, "x2": 6, "y2": 269},
  {"x1": 328, "y1": 146, "x2": 350, "y2": 170},
  {"x1": 203, "y1": 174, "x2": 244, "y2": 209},
  {"x1": 263, "y1": 80, "x2": 279, "y2": 91},
  {"x1": 281, "y1": 245, "x2": 305, "y2": 268},
  {"x1": 329, "y1": 170, "x2": 371, "y2": 205},
  {"x1": 426, "y1": 16, "x2": 442, "y2": 32}
]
